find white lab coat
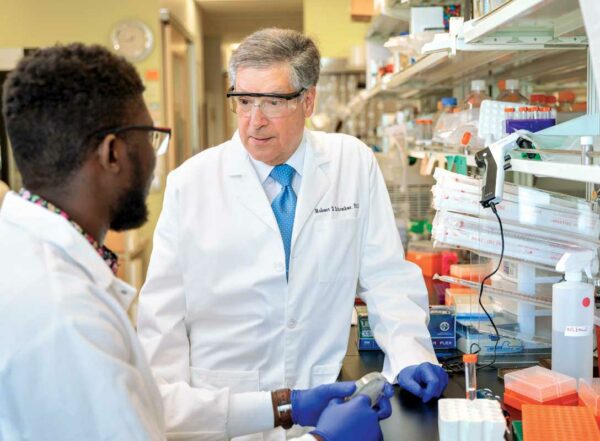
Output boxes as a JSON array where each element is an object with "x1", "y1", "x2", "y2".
[
  {"x1": 0, "y1": 192, "x2": 165, "y2": 440},
  {"x1": 138, "y1": 129, "x2": 437, "y2": 441}
]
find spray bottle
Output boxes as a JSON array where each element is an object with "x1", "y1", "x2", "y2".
[{"x1": 552, "y1": 250, "x2": 598, "y2": 382}]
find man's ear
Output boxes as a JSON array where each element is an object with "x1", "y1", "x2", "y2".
[
  {"x1": 96, "y1": 134, "x2": 122, "y2": 174},
  {"x1": 303, "y1": 86, "x2": 317, "y2": 118}
]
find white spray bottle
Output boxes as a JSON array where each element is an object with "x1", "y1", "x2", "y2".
[{"x1": 552, "y1": 250, "x2": 598, "y2": 382}]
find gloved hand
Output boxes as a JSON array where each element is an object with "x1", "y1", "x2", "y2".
[
  {"x1": 397, "y1": 362, "x2": 449, "y2": 403},
  {"x1": 310, "y1": 395, "x2": 384, "y2": 441},
  {"x1": 291, "y1": 382, "x2": 356, "y2": 427}
]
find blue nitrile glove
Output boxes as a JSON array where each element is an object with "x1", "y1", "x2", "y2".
[
  {"x1": 310, "y1": 395, "x2": 384, "y2": 441},
  {"x1": 291, "y1": 382, "x2": 356, "y2": 427},
  {"x1": 397, "y1": 362, "x2": 449, "y2": 403},
  {"x1": 373, "y1": 382, "x2": 395, "y2": 419}
]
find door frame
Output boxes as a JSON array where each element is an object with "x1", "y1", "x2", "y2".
[{"x1": 160, "y1": 8, "x2": 199, "y2": 171}]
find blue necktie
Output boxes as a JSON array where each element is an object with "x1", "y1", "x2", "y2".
[{"x1": 270, "y1": 164, "x2": 297, "y2": 277}]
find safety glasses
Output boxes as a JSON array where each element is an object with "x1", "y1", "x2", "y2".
[
  {"x1": 92, "y1": 125, "x2": 171, "y2": 156},
  {"x1": 226, "y1": 88, "x2": 306, "y2": 119}
]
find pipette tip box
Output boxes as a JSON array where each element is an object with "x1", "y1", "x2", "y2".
[
  {"x1": 504, "y1": 366, "x2": 578, "y2": 411},
  {"x1": 522, "y1": 404, "x2": 600, "y2": 441},
  {"x1": 578, "y1": 378, "x2": 600, "y2": 426}
]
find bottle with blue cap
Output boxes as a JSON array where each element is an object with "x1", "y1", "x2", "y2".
[{"x1": 552, "y1": 250, "x2": 598, "y2": 383}]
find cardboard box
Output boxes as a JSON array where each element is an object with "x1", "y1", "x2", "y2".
[
  {"x1": 351, "y1": 0, "x2": 374, "y2": 22},
  {"x1": 356, "y1": 306, "x2": 381, "y2": 351},
  {"x1": 410, "y1": 6, "x2": 444, "y2": 34},
  {"x1": 428, "y1": 305, "x2": 456, "y2": 350}
]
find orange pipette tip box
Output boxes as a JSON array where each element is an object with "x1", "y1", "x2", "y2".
[
  {"x1": 522, "y1": 404, "x2": 600, "y2": 441},
  {"x1": 504, "y1": 388, "x2": 578, "y2": 411},
  {"x1": 579, "y1": 378, "x2": 600, "y2": 427}
]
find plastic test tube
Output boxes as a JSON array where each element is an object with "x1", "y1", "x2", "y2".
[
  {"x1": 518, "y1": 106, "x2": 529, "y2": 120},
  {"x1": 463, "y1": 353, "x2": 478, "y2": 400}
]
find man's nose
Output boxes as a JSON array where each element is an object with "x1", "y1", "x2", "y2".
[{"x1": 249, "y1": 103, "x2": 269, "y2": 127}]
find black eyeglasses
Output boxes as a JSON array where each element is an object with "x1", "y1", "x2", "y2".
[
  {"x1": 226, "y1": 88, "x2": 306, "y2": 118},
  {"x1": 91, "y1": 125, "x2": 171, "y2": 156}
]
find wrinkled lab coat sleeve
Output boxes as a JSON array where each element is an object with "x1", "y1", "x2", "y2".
[
  {"x1": 357, "y1": 151, "x2": 438, "y2": 382},
  {"x1": 2, "y1": 294, "x2": 164, "y2": 440},
  {"x1": 137, "y1": 173, "x2": 273, "y2": 440}
]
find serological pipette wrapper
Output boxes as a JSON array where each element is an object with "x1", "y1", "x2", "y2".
[
  {"x1": 432, "y1": 168, "x2": 599, "y2": 240},
  {"x1": 432, "y1": 211, "x2": 598, "y2": 269}
]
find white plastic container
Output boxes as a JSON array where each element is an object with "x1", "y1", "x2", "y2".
[
  {"x1": 552, "y1": 250, "x2": 597, "y2": 382},
  {"x1": 438, "y1": 398, "x2": 506, "y2": 441}
]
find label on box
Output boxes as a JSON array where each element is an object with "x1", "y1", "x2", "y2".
[
  {"x1": 565, "y1": 325, "x2": 591, "y2": 337},
  {"x1": 428, "y1": 306, "x2": 456, "y2": 350}
]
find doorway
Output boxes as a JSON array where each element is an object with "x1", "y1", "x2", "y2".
[{"x1": 160, "y1": 9, "x2": 199, "y2": 171}]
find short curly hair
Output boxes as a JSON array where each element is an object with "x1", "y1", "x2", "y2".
[{"x1": 2, "y1": 43, "x2": 145, "y2": 189}]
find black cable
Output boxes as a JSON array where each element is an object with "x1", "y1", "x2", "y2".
[{"x1": 474, "y1": 202, "x2": 504, "y2": 370}]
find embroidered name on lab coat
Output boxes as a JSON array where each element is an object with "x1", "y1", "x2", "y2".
[{"x1": 314, "y1": 203, "x2": 359, "y2": 214}]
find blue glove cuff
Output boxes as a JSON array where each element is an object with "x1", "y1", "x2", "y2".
[{"x1": 310, "y1": 430, "x2": 330, "y2": 441}]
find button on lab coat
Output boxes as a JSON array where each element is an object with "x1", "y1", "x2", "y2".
[
  {"x1": 138, "y1": 129, "x2": 437, "y2": 440},
  {"x1": 0, "y1": 193, "x2": 164, "y2": 440}
]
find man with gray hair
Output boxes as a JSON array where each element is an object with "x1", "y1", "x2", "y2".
[{"x1": 138, "y1": 28, "x2": 447, "y2": 441}]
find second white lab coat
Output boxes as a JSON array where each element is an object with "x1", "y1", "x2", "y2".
[
  {"x1": 138, "y1": 129, "x2": 437, "y2": 440},
  {"x1": 0, "y1": 192, "x2": 165, "y2": 440}
]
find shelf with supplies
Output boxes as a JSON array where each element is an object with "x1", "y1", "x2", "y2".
[
  {"x1": 405, "y1": 141, "x2": 600, "y2": 184},
  {"x1": 407, "y1": 144, "x2": 480, "y2": 167},
  {"x1": 343, "y1": 42, "x2": 585, "y2": 117},
  {"x1": 462, "y1": 0, "x2": 585, "y2": 45},
  {"x1": 344, "y1": 0, "x2": 588, "y2": 118}
]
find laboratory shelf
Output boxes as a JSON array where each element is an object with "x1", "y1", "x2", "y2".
[
  {"x1": 344, "y1": 0, "x2": 588, "y2": 118},
  {"x1": 366, "y1": 13, "x2": 408, "y2": 41},
  {"x1": 437, "y1": 274, "x2": 600, "y2": 327},
  {"x1": 510, "y1": 158, "x2": 600, "y2": 184},
  {"x1": 463, "y1": 0, "x2": 585, "y2": 44},
  {"x1": 407, "y1": 146, "x2": 479, "y2": 166},
  {"x1": 343, "y1": 41, "x2": 585, "y2": 116},
  {"x1": 435, "y1": 274, "x2": 552, "y2": 308}
]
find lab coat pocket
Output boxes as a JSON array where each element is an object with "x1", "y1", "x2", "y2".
[
  {"x1": 190, "y1": 366, "x2": 260, "y2": 393},
  {"x1": 310, "y1": 363, "x2": 342, "y2": 388},
  {"x1": 316, "y1": 218, "x2": 359, "y2": 283}
]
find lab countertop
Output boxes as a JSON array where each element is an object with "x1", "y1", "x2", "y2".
[{"x1": 340, "y1": 329, "x2": 505, "y2": 440}]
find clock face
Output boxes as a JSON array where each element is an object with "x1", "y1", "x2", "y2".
[{"x1": 110, "y1": 20, "x2": 153, "y2": 62}]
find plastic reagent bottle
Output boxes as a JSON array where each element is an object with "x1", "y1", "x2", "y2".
[
  {"x1": 497, "y1": 79, "x2": 528, "y2": 104},
  {"x1": 552, "y1": 250, "x2": 598, "y2": 383},
  {"x1": 464, "y1": 80, "x2": 491, "y2": 109}
]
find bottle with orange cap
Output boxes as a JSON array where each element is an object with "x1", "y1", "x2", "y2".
[{"x1": 557, "y1": 91, "x2": 576, "y2": 112}]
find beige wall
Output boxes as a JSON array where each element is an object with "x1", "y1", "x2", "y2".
[
  {"x1": 0, "y1": 0, "x2": 162, "y2": 81},
  {"x1": 303, "y1": 0, "x2": 369, "y2": 59},
  {"x1": 0, "y1": 0, "x2": 204, "y2": 278}
]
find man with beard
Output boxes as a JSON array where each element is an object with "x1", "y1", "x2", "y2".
[{"x1": 0, "y1": 44, "x2": 389, "y2": 441}]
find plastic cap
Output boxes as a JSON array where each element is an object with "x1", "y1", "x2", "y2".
[
  {"x1": 441, "y1": 97, "x2": 457, "y2": 106},
  {"x1": 558, "y1": 91, "x2": 575, "y2": 102},
  {"x1": 530, "y1": 94, "x2": 545, "y2": 103},
  {"x1": 506, "y1": 79, "x2": 520, "y2": 90},
  {"x1": 471, "y1": 79, "x2": 486, "y2": 91},
  {"x1": 463, "y1": 354, "x2": 478, "y2": 363},
  {"x1": 580, "y1": 136, "x2": 594, "y2": 146},
  {"x1": 556, "y1": 250, "x2": 598, "y2": 279}
]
